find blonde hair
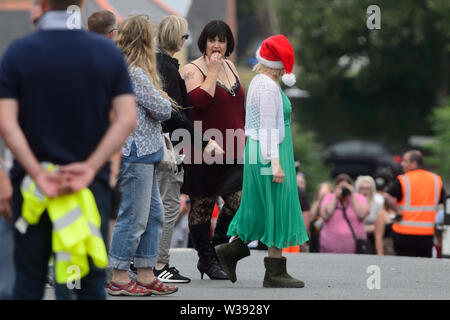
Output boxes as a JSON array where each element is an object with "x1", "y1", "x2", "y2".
[
  {"x1": 355, "y1": 175, "x2": 376, "y2": 202},
  {"x1": 157, "y1": 15, "x2": 188, "y2": 53},
  {"x1": 117, "y1": 15, "x2": 176, "y2": 107},
  {"x1": 252, "y1": 63, "x2": 285, "y2": 78},
  {"x1": 314, "y1": 181, "x2": 334, "y2": 202},
  {"x1": 310, "y1": 181, "x2": 334, "y2": 219}
]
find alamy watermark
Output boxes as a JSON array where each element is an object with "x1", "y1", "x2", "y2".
[
  {"x1": 66, "y1": 5, "x2": 83, "y2": 30},
  {"x1": 366, "y1": 265, "x2": 381, "y2": 290},
  {"x1": 66, "y1": 265, "x2": 81, "y2": 290},
  {"x1": 171, "y1": 122, "x2": 283, "y2": 176},
  {"x1": 366, "y1": 5, "x2": 381, "y2": 30}
]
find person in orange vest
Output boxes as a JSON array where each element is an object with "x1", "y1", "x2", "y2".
[{"x1": 384, "y1": 150, "x2": 447, "y2": 257}]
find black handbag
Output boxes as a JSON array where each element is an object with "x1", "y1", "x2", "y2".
[
  {"x1": 341, "y1": 204, "x2": 374, "y2": 254},
  {"x1": 308, "y1": 216, "x2": 321, "y2": 253}
]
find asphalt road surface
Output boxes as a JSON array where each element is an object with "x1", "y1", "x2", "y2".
[{"x1": 44, "y1": 248, "x2": 450, "y2": 301}]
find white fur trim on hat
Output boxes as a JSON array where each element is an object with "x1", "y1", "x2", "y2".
[
  {"x1": 256, "y1": 47, "x2": 284, "y2": 69},
  {"x1": 282, "y1": 73, "x2": 296, "y2": 87}
]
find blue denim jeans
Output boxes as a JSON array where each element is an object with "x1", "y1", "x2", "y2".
[
  {"x1": 0, "y1": 217, "x2": 14, "y2": 300},
  {"x1": 108, "y1": 161, "x2": 163, "y2": 270},
  {"x1": 12, "y1": 178, "x2": 111, "y2": 300}
]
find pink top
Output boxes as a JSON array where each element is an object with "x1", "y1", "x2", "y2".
[{"x1": 319, "y1": 193, "x2": 368, "y2": 254}]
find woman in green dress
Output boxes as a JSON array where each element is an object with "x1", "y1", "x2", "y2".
[{"x1": 215, "y1": 35, "x2": 308, "y2": 288}]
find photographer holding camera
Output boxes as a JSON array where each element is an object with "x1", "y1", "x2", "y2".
[{"x1": 318, "y1": 174, "x2": 370, "y2": 253}]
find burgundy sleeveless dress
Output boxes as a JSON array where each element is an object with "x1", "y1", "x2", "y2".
[{"x1": 181, "y1": 61, "x2": 246, "y2": 197}]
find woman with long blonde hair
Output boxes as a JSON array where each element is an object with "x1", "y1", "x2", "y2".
[
  {"x1": 107, "y1": 15, "x2": 177, "y2": 296},
  {"x1": 116, "y1": 16, "x2": 168, "y2": 99},
  {"x1": 355, "y1": 175, "x2": 384, "y2": 253}
]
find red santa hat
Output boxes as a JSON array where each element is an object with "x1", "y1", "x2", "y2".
[{"x1": 256, "y1": 34, "x2": 296, "y2": 86}]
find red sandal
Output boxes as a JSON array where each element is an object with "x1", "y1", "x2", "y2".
[
  {"x1": 107, "y1": 280, "x2": 152, "y2": 296},
  {"x1": 136, "y1": 278, "x2": 178, "y2": 296}
]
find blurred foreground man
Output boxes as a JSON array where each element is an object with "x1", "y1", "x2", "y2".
[
  {"x1": 384, "y1": 150, "x2": 446, "y2": 257},
  {"x1": 0, "y1": 0, "x2": 136, "y2": 299}
]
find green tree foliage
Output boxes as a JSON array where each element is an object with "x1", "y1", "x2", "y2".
[
  {"x1": 291, "y1": 121, "x2": 332, "y2": 197},
  {"x1": 426, "y1": 98, "x2": 450, "y2": 181},
  {"x1": 274, "y1": 0, "x2": 450, "y2": 148}
]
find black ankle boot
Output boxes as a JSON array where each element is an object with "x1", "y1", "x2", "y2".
[
  {"x1": 211, "y1": 212, "x2": 234, "y2": 246},
  {"x1": 196, "y1": 257, "x2": 229, "y2": 280},
  {"x1": 189, "y1": 223, "x2": 228, "y2": 280}
]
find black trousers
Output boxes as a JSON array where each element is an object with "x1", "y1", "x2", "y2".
[{"x1": 392, "y1": 232, "x2": 434, "y2": 258}]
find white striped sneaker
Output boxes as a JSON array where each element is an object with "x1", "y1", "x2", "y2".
[{"x1": 153, "y1": 265, "x2": 191, "y2": 283}]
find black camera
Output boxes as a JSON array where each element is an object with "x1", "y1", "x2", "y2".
[{"x1": 341, "y1": 186, "x2": 351, "y2": 197}]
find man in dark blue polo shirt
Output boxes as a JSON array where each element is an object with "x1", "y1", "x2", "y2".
[{"x1": 0, "y1": 0, "x2": 136, "y2": 300}]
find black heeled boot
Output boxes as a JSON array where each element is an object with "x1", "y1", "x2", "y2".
[
  {"x1": 211, "y1": 212, "x2": 234, "y2": 246},
  {"x1": 189, "y1": 223, "x2": 228, "y2": 280}
]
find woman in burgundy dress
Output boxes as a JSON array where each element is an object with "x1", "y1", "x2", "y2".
[{"x1": 181, "y1": 20, "x2": 245, "y2": 280}]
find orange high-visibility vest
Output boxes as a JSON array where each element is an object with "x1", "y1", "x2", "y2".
[
  {"x1": 393, "y1": 169, "x2": 442, "y2": 236},
  {"x1": 282, "y1": 245, "x2": 301, "y2": 253}
]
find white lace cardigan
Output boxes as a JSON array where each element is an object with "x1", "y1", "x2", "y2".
[{"x1": 245, "y1": 73, "x2": 285, "y2": 160}]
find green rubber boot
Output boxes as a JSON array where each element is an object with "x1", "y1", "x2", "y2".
[
  {"x1": 263, "y1": 257, "x2": 305, "y2": 288},
  {"x1": 215, "y1": 237, "x2": 250, "y2": 283}
]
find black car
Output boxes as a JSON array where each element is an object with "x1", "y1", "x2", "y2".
[{"x1": 324, "y1": 140, "x2": 402, "y2": 180}]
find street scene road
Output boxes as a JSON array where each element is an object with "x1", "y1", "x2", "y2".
[
  {"x1": 44, "y1": 249, "x2": 450, "y2": 300},
  {"x1": 2, "y1": 0, "x2": 450, "y2": 308}
]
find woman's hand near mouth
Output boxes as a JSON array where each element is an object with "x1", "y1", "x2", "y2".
[
  {"x1": 205, "y1": 52, "x2": 223, "y2": 75},
  {"x1": 197, "y1": 52, "x2": 222, "y2": 97}
]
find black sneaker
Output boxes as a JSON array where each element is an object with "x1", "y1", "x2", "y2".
[{"x1": 153, "y1": 265, "x2": 191, "y2": 283}]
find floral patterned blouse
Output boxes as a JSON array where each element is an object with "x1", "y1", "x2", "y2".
[{"x1": 122, "y1": 66, "x2": 172, "y2": 157}]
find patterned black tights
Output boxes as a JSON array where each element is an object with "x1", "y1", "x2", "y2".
[{"x1": 188, "y1": 191, "x2": 242, "y2": 226}]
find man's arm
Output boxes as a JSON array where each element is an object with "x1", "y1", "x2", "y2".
[
  {"x1": 352, "y1": 193, "x2": 370, "y2": 220},
  {"x1": 439, "y1": 186, "x2": 447, "y2": 204},
  {"x1": 59, "y1": 94, "x2": 136, "y2": 192},
  {"x1": 320, "y1": 193, "x2": 338, "y2": 220},
  {"x1": 383, "y1": 192, "x2": 402, "y2": 216},
  {"x1": 0, "y1": 98, "x2": 62, "y2": 197},
  {"x1": 384, "y1": 178, "x2": 403, "y2": 216}
]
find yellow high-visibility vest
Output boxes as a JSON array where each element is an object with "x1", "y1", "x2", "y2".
[{"x1": 18, "y1": 163, "x2": 107, "y2": 284}]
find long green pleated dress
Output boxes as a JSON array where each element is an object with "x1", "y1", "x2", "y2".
[{"x1": 227, "y1": 90, "x2": 309, "y2": 249}]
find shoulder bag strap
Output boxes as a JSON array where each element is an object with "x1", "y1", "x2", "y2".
[{"x1": 341, "y1": 202, "x2": 358, "y2": 241}]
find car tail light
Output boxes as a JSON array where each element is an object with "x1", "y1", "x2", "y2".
[{"x1": 393, "y1": 155, "x2": 402, "y2": 163}]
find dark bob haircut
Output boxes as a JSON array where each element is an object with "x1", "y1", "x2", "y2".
[{"x1": 197, "y1": 20, "x2": 235, "y2": 57}]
